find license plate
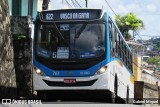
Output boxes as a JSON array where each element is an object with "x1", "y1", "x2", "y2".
[{"x1": 64, "y1": 79, "x2": 76, "y2": 83}]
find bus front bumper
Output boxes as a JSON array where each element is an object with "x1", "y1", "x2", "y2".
[{"x1": 33, "y1": 71, "x2": 110, "y2": 91}]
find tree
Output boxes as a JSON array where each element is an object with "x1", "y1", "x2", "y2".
[
  {"x1": 115, "y1": 12, "x2": 144, "y2": 40},
  {"x1": 146, "y1": 56, "x2": 160, "y2": 67}
]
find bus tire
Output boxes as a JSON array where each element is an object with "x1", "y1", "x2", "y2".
[
  {"x1": 114, "y1": 75, "x2": 118, "y2": 103},
  {"x1": 126, "y1": 86, "x2": 129, "y2": 104},
  {"x1": 110, "y1": 92, "x2": 115, "y2": 103},
  {"x1": 37, "y1": 91, "x2": 46, "y2": 101}
]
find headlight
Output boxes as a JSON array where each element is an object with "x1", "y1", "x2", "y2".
[
  {"x1": 33, "y1": 67, "x2": 46, "y2": 76},
  {"x1": 96, "y1": 65, "x2": 108, "y2": 75}
]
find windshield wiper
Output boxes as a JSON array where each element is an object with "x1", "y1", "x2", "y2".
[
  {"x1": 75, "y1": 23, "x2": 88, "y2": 38},
  {"x1": 73, "y1": 23, "x2": 88, "y2": 51},
  {"x1": 53, "y1": 22, "x2": 65, "y2": 40},
  {"x1": 53, "y1": 22, "x2": 70, "y2": 46}
]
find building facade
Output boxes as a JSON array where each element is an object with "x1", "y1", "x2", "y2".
[
  {"x1": 8, "y1": 0, "x2": 52, "y2": 19},
  {"x1": 7, "y1": 0, "x2": 51, "y2": 97}
]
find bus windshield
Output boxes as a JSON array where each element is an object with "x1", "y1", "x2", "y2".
[{"x1": 36, "y1": 23, "x2": 105, "y2": 60}]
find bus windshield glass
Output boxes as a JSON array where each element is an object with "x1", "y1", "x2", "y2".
[{"x1": 36, "y1": 23, "x2": 105, "y2": 60}]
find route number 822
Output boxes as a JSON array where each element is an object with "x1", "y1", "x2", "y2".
[{"x1": 46, "y1": 14, "x2": 54, "y2": 20}]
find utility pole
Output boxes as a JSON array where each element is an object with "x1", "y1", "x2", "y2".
[
  {"x1": 42, "y1": 0, "x2": 50, "y2": 10},
  {"x1": 156, "y1": 82, "x2": 160, "y2": 105},
  {"x1": 28, "y1": 0, "x2": 33, "y2": 24},
  {"x1": 28, "y1": 0, "x2": 33, "y2": 38},
  {"x1": 85, "y1": 0, "x2": 88, "y2": 8},
  {"x1": 28, "y1": 0, "x2": 32, "y2": 18},
  {"x1": 133, "y1": 30, "x2": 135, "y2": 41},
  {"x1": 28, "y1": 0, "x2": 34, "y2": 97}
]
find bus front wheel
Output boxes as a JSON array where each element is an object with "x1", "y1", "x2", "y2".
[
  {"x1": 37, "y1": 91, "x2": 47, "y2": 101},
  {"x1": 113, "y1": 75, "x2": 118, "y2": 103},
  {"x1": 126, "y1": 86, "x2": 129, "y2": 104}
]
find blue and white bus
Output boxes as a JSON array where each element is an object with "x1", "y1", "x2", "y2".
[{"x1": 33, "y1": 9, "x2": 134, "y2": 102}]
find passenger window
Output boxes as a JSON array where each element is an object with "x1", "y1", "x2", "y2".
[{"x1": 109, "y1": 21, "x2": 114, "y2": 56}]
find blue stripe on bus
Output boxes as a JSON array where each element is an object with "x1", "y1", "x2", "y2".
[
  {"x1": 110, "y1": 57, "x2": 134, "y2": 77},
  {"x1": 106, "y1": 13, "x2": 110, "y2": 63},
  {"x1": 33, "y1": 14, "x2": 111, "y2": 77},
  {"x1": 33, "y1": 14, "x2": 133, "y2": 77},
  {"x1": 33, "y1": 59, "x2": 107, "y2": 77},
  {"x1": 105, "y1": 13, "x2": 134, "y2": 77}
]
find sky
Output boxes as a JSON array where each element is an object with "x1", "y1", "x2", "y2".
[{"x1": 50, "y1": 0, "x2": 160, "y2": 40}]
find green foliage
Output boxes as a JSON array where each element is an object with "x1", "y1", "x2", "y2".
[
  {"x1": 115, "y1": 12, "x2": 144, "y2": 40},
  {"x1": 154, "y1": 42, "x2": 160, "y2": 51},
  {"x1": 146, "y1": 56, "x2": 160, "y2": 67},
  {"x1": 125, "y1": 33, "x2": 132, "y2": 41}
]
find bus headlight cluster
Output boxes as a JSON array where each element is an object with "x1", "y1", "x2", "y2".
[
  {"x1": 33, "y1": 67, "x2": 46, "y2": 76},
  {"x1": 96, "y1": 66, "x2": 108, "y2": 75}
]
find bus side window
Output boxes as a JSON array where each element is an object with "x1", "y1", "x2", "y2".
[
  {"x1": 112, "y1": 26, "x2": 116, "y2": 53},
  {"x1": 115, "y1": 31, "x2": 119, "y2": 56},
  {"x1": 117, "y1": 34, "x2": 121, "y2": 57},
  {"x1": 114, "y1": 29, "x2": 117, "y2": 54},
  {"x1": 128, "y1": 53, "x2": 133, "y2": 72},
  {"x1": 109, "y1": 21, "x2": 114, "y2": 57},
  {"x1": 119, "y1": 37, "x2": 123, "y2": 59},
  {"x1": 130, "y1": 54, "x2": 133, "y2": 72},
  {"x1": 122, "y1": 41, "x2": 124, "y2": 61},
  {"x1": 126, "y1": 49, "x2": 129, "y2": 68},
  {"x1": 128, "y1": 51, "x2": 130, "y2": 69},
  {"x1": 124, "y1": 45, "x2": 127, "y2": 65}
]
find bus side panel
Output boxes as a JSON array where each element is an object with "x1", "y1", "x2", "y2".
[{"x1": 110, "y1": 59, "x2": 134, "y2": 98}]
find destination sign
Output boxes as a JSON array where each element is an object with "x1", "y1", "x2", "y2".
[
  {"x1": 40, "y1": 9, "x2": 102, "y2": 21},
  {"x1": 60, "y1": 12, "x2": 89, "y2": 20}
]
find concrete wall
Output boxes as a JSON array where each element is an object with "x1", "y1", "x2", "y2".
[
  {"x1": 0, "y1": 0, "x2": 16, "y2": 98},
  {"x1": 141, "y1": 72, "x2": 160, "y2": 86},
  {"x1": 11, "y1": 16, "x2": 28, "y2": 35},
  {"x1": 11, "y1": 16, "x2": 33, "y2": 97},
  {"x1": 134, "y1": 81, "x2": 160, "y2": 106}
]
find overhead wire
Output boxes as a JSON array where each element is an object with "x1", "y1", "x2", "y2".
[
  {"x1": 71, "y1": 0, "x2": 77, "y2": 8},
  {"x1": 104, "y1": 0, "x2": 117, "y2": 16},
  {"x1": 103, "y1": 0, "x2": 148, "y2": 45},
  {"x1": 134, "y1": 31, "x2": 144, "y2": 41},
  {"x1": 64, "y1": 0, "x2": 72, "y2": 7},
  {"x1": 75, "y1": 0, "x2": 82, "y2": 7},
  {"x1": 103, "y1": 0, "x2": 155, "y2": 73},
  {"x1": 79, "y1": 0, "x2": 86, "y2": 7},
  {"x1": 65, "y1": 0, "x2": 82, "y2": 8},
  {"x1": 136, "y1": 35, "x2": 160, "y2": 38},
  {"x1": 104, "y1": 0, "x2": 160, "y2": 41}
]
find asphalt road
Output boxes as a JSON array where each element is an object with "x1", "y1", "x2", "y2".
[
  {"x1": 1, "y1": 98, "x2": 159, "y2": 106},
  {"x1": 0, "y1": 104, "x2": 145, "y2": 107}
]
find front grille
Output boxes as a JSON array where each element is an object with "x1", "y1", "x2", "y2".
[{"x1": 43, "y1": 79, "x2": 98, "y2": 87}]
